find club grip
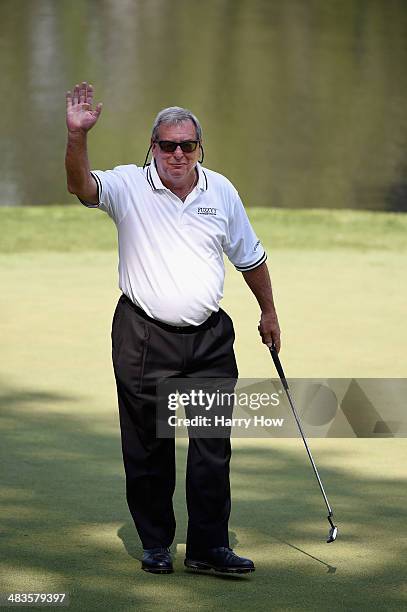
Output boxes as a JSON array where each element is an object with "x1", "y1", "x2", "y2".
[{"x1": 269, "y1": 345, "x2": 289, "y2": 390}]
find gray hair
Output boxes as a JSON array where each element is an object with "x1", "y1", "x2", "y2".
[{"x1": 151, "y1": 106, "x2": 202, "y2": 142}]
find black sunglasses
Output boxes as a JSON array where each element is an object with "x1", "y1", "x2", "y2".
[{"x1": 155, "y1": 140, "x2": 199, "y2": 153}]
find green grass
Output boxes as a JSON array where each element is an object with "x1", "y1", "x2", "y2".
[
  {"x1": 0, "y1": 205, "x2": 406, "y2": 252},
  {"x1": 251, "y1": 207, "x2": 407, "y2": 251},
  {"x1": 0, "y1": 208, "x2": 406, "y2": 611}
]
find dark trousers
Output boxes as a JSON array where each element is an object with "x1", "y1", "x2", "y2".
[{"x1": 111, "y1": 294, "x2": 238, "y2": 554}]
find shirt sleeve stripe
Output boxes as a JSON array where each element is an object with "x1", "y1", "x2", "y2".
[
  {"x1": 235, "y1": 251, "x2": 267, "y2": 272},
  {"x1": 77, "y1": 172, "x2": 102, "y2": 208}
]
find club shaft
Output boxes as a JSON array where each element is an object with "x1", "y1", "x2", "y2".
[
  {"x1": 284, "y1": 386, "x2": 333, "y2": 516},
  {"x1": 270, "y1": 347, "x2": 333, "y2": 517}
]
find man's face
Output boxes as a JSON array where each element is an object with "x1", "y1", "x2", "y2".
[{"x1": 151, "y1": 120, "x2": 200, "y2": 186}]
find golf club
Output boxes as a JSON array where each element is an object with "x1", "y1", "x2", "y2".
[{"x1": 269, "y1": 345, "x2": 338, "y2": 543}]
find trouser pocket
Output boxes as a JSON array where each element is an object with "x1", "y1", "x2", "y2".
[{"x1": 112, "y1": 300, "x2": 150, "y2": 395}]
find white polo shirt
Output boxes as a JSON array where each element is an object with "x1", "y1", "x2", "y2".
[{"x1": 81, "y1": 160, "x2": 267, "y2": 326}]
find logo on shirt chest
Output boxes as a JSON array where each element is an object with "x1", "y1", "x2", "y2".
[{"x1": 197, "y1": 207, "x2": 217, "y2": 216}]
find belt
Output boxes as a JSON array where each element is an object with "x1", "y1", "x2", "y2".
[{"x1": 120, "y1": 294, "x2": 220, "y2": 334}]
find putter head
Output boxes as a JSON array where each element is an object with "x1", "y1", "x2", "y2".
[{"x1": 327, "y1": 525, "x2": 338, "y2": 543}]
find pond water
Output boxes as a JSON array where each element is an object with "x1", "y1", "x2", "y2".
[{"x1": 1, "y1": 0, "x2": 407, "y2": 210}]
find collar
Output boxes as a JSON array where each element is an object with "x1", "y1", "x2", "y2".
[{"x1": 145, "y1": 159, "x2": 208, "y2": 192}]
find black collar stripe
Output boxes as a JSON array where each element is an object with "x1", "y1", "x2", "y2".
[
  {"x1": 146, "y1": 164, "x2": 206, "y2": 191},
  {"x1": 146, "y1": 166, "x2": 155, "y2": 190},
  {"x1": 148, "y1": 166, "x2": 158, "y2": 190},
  {"x1": 202, "y1": 169, "x2": 208, "y2": 190},
  {"x1": 145, "y1": 167, "x2": 152, "y2": 189}
]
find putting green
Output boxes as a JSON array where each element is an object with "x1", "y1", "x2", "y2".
[{"x1": 0, "y1": 249, "x2": 406, "y2": 611}]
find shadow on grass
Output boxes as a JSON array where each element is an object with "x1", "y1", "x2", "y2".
[{"x1": 0, "y1": 381, "x2": 406, "y2": 611}]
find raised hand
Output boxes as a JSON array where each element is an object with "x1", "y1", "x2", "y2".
[{"x1": 66, "y1": 81, "x2": 103, "y2": 133}]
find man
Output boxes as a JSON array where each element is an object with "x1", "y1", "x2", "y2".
[{"x1": 65, "y1": 81, "x2": 281, "y2": 575}]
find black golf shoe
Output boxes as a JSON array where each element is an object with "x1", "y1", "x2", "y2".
[
  {"x1": 141, "y1": 547, "x2": 173, "y2": 574},
  {"x1": 184, "y1": 547, "x2": 255, "y2": 574}
]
